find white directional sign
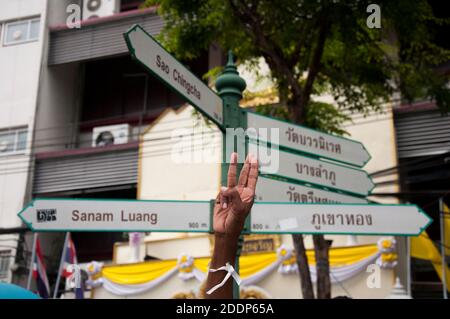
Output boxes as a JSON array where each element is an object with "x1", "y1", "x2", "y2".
[
  {"x1": 124, "y1": 24, "x2": 223, "y2": 125},
  {"x1": 18, "y1": 199, "x2": 432, "y2": 236},
  {"x1": 18, "y1": 198, "x2": 211, "y2": 232},
  {"x1": 246, "y1": 111, "x2": 371, "y2": 167},
  {"x1": 251, "y1": 144, "x2": 375, "y2": 196},
  {"x1": 256, "y1": 176, "x2": 368, "y2": 204},
  {"x1": 250, "y1": 203, "x2": 432, "y2": 236}
]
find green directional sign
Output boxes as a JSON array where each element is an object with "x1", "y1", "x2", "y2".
[
  {"x1": 246, "y1": 111, "x2": 371, "y2": 167},
  {"x1": 250, "y1": 143, "x2": 375, "y2": 196},
  {"x1": 250, "y1": 202, "x2": 432, "y2": 236},
  {"x1": 256, "y1": 176, "x2": 368, "y2": 204},
  {"x1": 18, "y1": 198, "x2": 211, "y2": 232},
  {"x1": 124, "y1": 24, "x2": 223, "y2": 126},
  {"x1": 18, "y1": 199, "x2": 432, "y2": 236}
]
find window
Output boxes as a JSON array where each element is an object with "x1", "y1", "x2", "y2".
[
  {"x1": 3, "y1": 17, "x2": 40, "y2": 46},
  {"x1": 0, "y1": 251, "x2": 11, "y2": 279},
  {"x1": 120, "y1": 0, "x2": 145, "y2": 12},
  {"x1": 0, "y1": 127, "x2": 28, "y2": 155}
]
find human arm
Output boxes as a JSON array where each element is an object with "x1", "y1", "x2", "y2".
[{"x1": 204, "y1": 152, "x2": 259, "y2": 299}]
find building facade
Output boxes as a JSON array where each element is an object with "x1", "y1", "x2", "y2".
[
  {"x1": 393, "y1": 99, "x2": 450, "y2": 298},
  {"x1": 0, "y1": 0, "x2": 47, "y2": 284},
  {"x1": 0, "y1": 0, "x2": 223, "y2": 292}
]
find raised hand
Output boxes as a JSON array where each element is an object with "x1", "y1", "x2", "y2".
[{"x1": 213, "y1": 152, "x2": 259, "y2": 237}]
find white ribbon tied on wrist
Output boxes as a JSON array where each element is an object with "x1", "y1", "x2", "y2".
[{"x1": 206, "y1": 262, "x2": 241, "y2": 295}]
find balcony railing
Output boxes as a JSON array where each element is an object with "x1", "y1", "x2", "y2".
[{"x1": 31, "y1": 109, "x2": 165, "y2": 195}]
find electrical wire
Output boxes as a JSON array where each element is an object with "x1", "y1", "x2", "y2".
[
  {"x1": 369, "y1": 154, "x2": 450, "y2": 177},
  {"x1": 1, "y1": 105, "x2": 448, "y2": 190},
  {"x1": 421, "y1": 192, "x2": 450, "y2": 210},
  {"x1": 1, "y1": 124, "x2": 448, "y2": 172},
  {"x1": 0, "y1": 87, "x2": 441, "y2": 157},
  {"x1": 0, "y1": 137, "x2": 448, "y2": 184},
  {"x1": 0, "y1": 101, "x2": 445, "y2": 166},
  {"x1": 0, "y1": 98, "x2": 405, "y2": 165},
  {"x1": 14, "y1": 110, "x2": 194, "y2": 134},
  {"x1": 0, "y1": 110, "x2": 203, "y2": 155},
  {"x1": 0, "y1": 141, "x2": 223, "y2": 176},
  {"x1": 0, "y1": 123, "x2": 218, "y2": 163},
  {"x1": 0, "y1": 129, "x2": 221, "y2": 168},
  {"x1": 0, "y1": 129, "x2": 221, "y2": 165}
]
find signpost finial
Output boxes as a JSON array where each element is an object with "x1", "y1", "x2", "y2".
[
  {"x1": 215, "y1": 50, "x2": 246, "y2": 101},
  {"x1": 227, "y1": 50, "x2": 235, "y2": 66}
]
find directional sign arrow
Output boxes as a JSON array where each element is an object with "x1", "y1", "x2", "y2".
[
  {"x1": 250, "y1": 143, "x2": 375, "y2": 196},
  {"x1": 18, "y1": 199, "x2": 432, "y2": 236},
  {"x1": 124, "y1": 24, "x2": 223, "y2": 126},
  {"x1": 18, "y1": 198, "x2": 211, "y2": 232},
  {"x1": 250, "y1": 203, "x2": 432, "y2": 236},
  {"x1": 256, "y1": 176, "x2": 368, "y2": 204},
  {"x1": 246, "y1": 111, "x2": 371, "y2": 167}
]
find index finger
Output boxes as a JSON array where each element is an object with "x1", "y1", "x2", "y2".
[
  {"x1": 227, "y1": 152, "x2": 238, "y2": 188},
  {"x1": 247, "y1": 154, "x2": 259, "y2": 191}
]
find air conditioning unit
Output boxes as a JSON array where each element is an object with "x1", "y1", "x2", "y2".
[
  {"x1": 83, "y1": 0, "x2": 121, "y2": 20},
  {"x1": 92, "y1": 124, "x2": 130, "y2": 147}
]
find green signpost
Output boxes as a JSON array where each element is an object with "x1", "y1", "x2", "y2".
[
  {"x1": 246, "y1": 111, "x2": 371, "y2": 167},
  {"x1": 19, "y1": 199, "x2": 431, "y2": 236},
  {"x1": 255, "y1": 176, "x2": 369, "y2": 204},
  {"x1": 251, "y1": 143, "x2": 375, "y2": 196},
  {"x1": 18, "y1": 198, "x2": 212, "y2": 233},
  {"x1": 18, "y1": 24, "x2": 434, "y2": 299},
  {"x1": 124, "y1": 25, "x2": 223, "y2": 126}
]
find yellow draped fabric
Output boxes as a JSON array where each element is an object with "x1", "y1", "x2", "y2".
[
  {"x1": 411, "y1": 231, "x2": 450, "y2": 292},
  {"x1": 192, "y1": 258, "x2": 211, "y2": 273},
  {"x1": 193, "y1": 254, "x2": 280, "y2": 279},
  {"x1": 101, "y1": 244, "x2": 379, "y2": 285},
  {"x1": 237, "y1": 253, "x2": 277, "y2": 279},
  {"x1": 102, "y1": 259, "x2": 178, "y2": 285},
  {"x1": 444, "y1": 203, "x2": 450, "y2": 256},
  {"x1": 305, "y1": 244, "x2": 379, "y2": 267}
]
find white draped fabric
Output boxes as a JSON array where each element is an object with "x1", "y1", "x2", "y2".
[
  {"x1": 101, "y1": 267, "x2": 178, "y2": 296},
  {"x1": 242, "y1": 259, "x2": 281, "y2": 286},
  {"x1": 309, "y1": 252, "x2": 380, "y2": 283},
  {"x1": 90, "y1": 242, "x2": 394, "y2": 297}
]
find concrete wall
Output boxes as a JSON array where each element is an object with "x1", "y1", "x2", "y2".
[
  {"x1": 33, "y1": 0, "x2": 84, "y2": 154},
  {"x1": 343, "y1": 106, "x2": 399, "y2": 204},
  {"x1": 114, "y1": 234, "x2": 211, "y2": 263},
  {"x1": 47, "y1": 0, "x2": 81, "y2": 26},
  {"x1": 34, "y1": 62, "x2": 83, "y2": 153},
  {"x1": 138, "y1": 105, "x2": 222, "y2": 201}
]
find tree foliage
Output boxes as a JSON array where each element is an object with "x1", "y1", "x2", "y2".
[{"x1": 145, "y1": 0, "x2": 450, "y2": 123}]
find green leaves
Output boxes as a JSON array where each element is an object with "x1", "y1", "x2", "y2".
[
  {"x1": 256, "y1": 100, "x2": 350, "y2": 136},
  {"x1": 145, "y1": 0, "x2": 450, "y2": 127}
]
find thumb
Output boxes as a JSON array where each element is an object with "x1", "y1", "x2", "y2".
[{"x1": 222, "y1": 187, "x2": 243, "y2": 207}]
